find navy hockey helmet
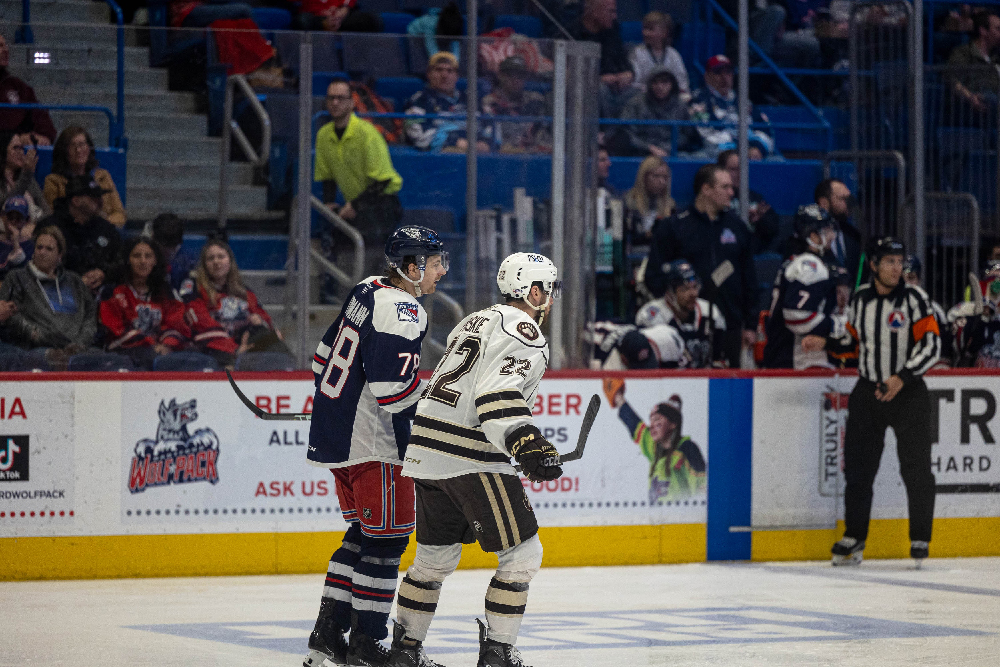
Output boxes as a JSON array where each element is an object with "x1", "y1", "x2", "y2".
[
  {"x1": 663, "y1": 259, "x2": 701, "y2": 291},
  {"x1": 792, "y1": 204, "x2": 834, "y2": 241},
  {"x1": 903, "y1": 254, "x2": 922, "y2": 278},
  {"x1": 984, "y1": 258, "x2": 1000, "y2": 280},
  {"x1": 384, "y1": 225, "x2": 448, "y2": 296},
  {"x1": 867, "y1": 236, "x2": 905, "y2": 264}
]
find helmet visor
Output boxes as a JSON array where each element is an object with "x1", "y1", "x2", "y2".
[{"x1": 546, "y1": 279, "x2": 563, "y2": 300}]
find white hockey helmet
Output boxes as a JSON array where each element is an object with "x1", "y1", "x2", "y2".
[{"x1": 497, "y1": 252, "x2": 561, "y2": 300}]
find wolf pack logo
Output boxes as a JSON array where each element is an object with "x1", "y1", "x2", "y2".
[
  {"x1": 0, "y1": 435, "x2": 29, "y2": 482},
  {"x1": 132, "y1": 303, "x2": 162, "y2": 334},
  {"x1": 396, "y1": 302, "x2": 419, "y2": 323},
  {"x1": 818, "y1": 390, "x2": 850, "y2": 497},
  {"x1": 128, "y1": 398, "x2": 220, "y2": 494}
]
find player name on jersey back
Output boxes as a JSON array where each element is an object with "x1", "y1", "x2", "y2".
[{"x1": 403, "y1": 304, "x2": 549, "y2": 480}]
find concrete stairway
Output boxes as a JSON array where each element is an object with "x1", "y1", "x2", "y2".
[{"x1": 0, "y1": 0, "x2": 272, "y2": 221}]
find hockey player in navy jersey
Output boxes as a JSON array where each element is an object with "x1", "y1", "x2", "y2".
[
  {"x1": 761, "y1": 205, "x2": 847, "y2": 369},
  {"x1": 303, "y1": 226, "x2": 449, "y2": 667}
]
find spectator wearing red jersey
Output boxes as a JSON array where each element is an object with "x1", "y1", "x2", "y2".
[
  {"x1": 179, "y1": 238, "x2": 289, "y2": 361},
  {"x1": 99, "y1": 237, "x2": 189, "y2": 369}
]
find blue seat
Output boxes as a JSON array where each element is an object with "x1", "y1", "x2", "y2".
[
  {"x1": 617, "y1": 0, "x2": 646, "y2": 23},
  {"x1": 365, "y1": 0, "x2": 400, "y2": 12},
  {"x1": 152, "y1": 352, "x2": 221, "y2": 372},
  {"x1": 342, "y1": 34, "x2": 407, "y2": 79},
  {"x1": 381, "y1": 12, "x2": 415, "y2": 33},
  {"x1": 67, "y1": 352, "x2": 135, "y2": 372},
  {"x1": 0, "y1": 351, "x2": 51, "y2": 371},
  {"x1": 235, "y1": 352, "x2": 297, "y2": 371},
  {"x1": 648, "y1": 0, "x2": 693, "y2": 23},
  {"x1": 312, "y1": 32, "x2": 344, "y2": 74},
  {"x1": 313, "y1": 71, "x2": 350, "y2": 96},
  {"x1": 620, "y1": 20, "x2": 643, "y2": 44},
  {"x1": 495, "y1": 14, "x2": 542, "y2": 38},
  {"x1": 252, "y1": 7, "x2": 292, "y2": 30},
  {"x1": 376, "y1": 76, "x2": 424, "y2": 109}
]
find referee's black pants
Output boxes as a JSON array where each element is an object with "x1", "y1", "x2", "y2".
[{"x1": 843, "y1": 378, "x2": 936, "y2": 543}]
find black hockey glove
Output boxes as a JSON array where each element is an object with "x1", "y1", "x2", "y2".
[{"x1": 507, "y1": 425, "x2": 563, "y2": 482}]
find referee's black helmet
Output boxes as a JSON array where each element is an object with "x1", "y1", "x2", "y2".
[{"x1": 867, "y1": 236, "x2": 905, "y2": 264}]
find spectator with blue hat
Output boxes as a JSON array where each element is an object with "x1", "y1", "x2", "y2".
[{"x1": 0, "y1": 194, "x2": 35, "y2": 280}]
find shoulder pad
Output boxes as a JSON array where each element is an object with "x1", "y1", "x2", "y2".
[
  {"x1": 492, "y1": 305, "x2": 547, "y2": 348},
  {"x1": 370, "y1": 287, "x2": 426, "y2": 339},
  {"x1": 786, "y1": 254, "x2": 830, "y2": 285}
]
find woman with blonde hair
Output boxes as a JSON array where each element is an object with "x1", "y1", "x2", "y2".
[
  {"x1": 180, "y1": 238, "x2": 289, "y2": 359},
  {"x1": 624, "y1": 156, "x2": 674, "y2": 245}
]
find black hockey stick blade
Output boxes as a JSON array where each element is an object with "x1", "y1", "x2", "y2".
[
  {"x1": 225, "y1": 369, "x2": 313, "y2": 421},
  {"x1": 559, "y1": 393, "x2": 600, "y2": 463}
]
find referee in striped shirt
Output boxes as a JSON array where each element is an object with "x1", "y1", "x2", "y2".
[{"x1": 829, "y1": 237, "x2": 940, "y2": 566}]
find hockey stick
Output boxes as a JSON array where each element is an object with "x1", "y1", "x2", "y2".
[
  {"x1": 970, "y1": 272, "x2": 985, "y2": 316},
  {"x1": 226, "y1": 370, "x2": 313, "y2": 421},
  {"x1": 518, "y1": 393, "x2": 601, "y2": 473}
]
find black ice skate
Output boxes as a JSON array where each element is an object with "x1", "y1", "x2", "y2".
[
  {"x1": 304, "y1": 604, "x2": 348, "y2": 667},
  {"x1": 346, "y1": 631, "x2": 391, "y2": 667},
  {"x1": 476, "y1": 618, "x2": 531, "y2": 667},
  {"x1": 911, "y1": 540, "x2": 929, "y2": 569},
  {"x1": 386, "y1": 620, "x2": 446, "y2": 667},
  {"x1": 831, "y1": 537, "x2": 865, "y2": 566}
]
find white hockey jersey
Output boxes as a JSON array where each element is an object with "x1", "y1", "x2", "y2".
[
  {"x1": 635, "y1": 297, "x2": 726, "y2": 368},
  {"x1": 402, "y1": 304, "x2": 549, "y2": 480}
]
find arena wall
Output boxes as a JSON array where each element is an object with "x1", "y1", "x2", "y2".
[{"x1": 0, "y1": 370, "x2": 997, "y2": 580}]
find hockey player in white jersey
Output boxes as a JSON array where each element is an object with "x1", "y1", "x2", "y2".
[
  {"x1": 385, "y1": 252, "x2": 563, "y2": 667},
  {"x1": 761, "y1": 205, "x2": 846, "y2": 369},
  {"x1": 635, "y1": 259, "x2": 726, "y2": 367},
  {"x1": 304, "y1": 226, "x2": 448, "y2": 667}
]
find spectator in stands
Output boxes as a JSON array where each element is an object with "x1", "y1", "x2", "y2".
[
  {"x1": 571, "y1": 0, "x2": 635, "y2": 117},
  {"x1": 0, "y1": 195, "x2": 35, "y2": 280},
  {"x1": 814, "y1": 177, "x2": 861, "y2": 279},
  {"x1": 180, "y1": 238, "x2": 290, "y2": 362},
  {"x1": 718, "y1": 149, "x2": 779, "y2": 253},
  {"x1": 0, "y1": 132, "x2": 50, "y2": 221},
  {"x1": 0, "y1": 35, "x2": 56, "y2": 146},
  {"x1": 481, "y1": 56, "x2": 551, "y2": 153},
  {"x1": 616, "y1": 68, "x2": 695, "y2": 158},
  {"x1": 293, "y1": 0, "x2": 379, "y2": 32},
  {"x1": 596, "y1": 146, "x2": 618, "y2": 196},
  {"x1": 405, "y1": 52, "x2": 490, "y2": 153},
  {"x1": 170, "y1": 1, "x2": 284, "y2": 87},
  {"x1": 947, "y1": 11, "x2": 1000, "y2": 114},
  {"x1": 42, "y1": 175, "x2": 122, "y2": 293},
  {"x1": 146, "y1": 213, "x2": 197, "y2": 293},
  {"x1": 645, "y1": 163, "x2": 757, "y2": 367},
  {"x1": 318, "y1": 78, "x2": 404, "y2": 279},
  {"x1": 407, "y1": 2, "x2": 463, "y2": 64},
  {"x1": 688, "y1": 55, "x2": 774, "y2": 158},
  {"x1": 99, "y1": 237, "x2": 189, "y2": 369},
  {"x1": 629, "y1": 11, "x2": 689, "y2": 98},
  {"x1": 624, "y1": 156, "x2": 674, "y2": 247},
  {"x1": 43, "y1": 126, "x2": 126, "y2": 228},
  {"x1": 0, "y1": 226, "x2": 97, "y2": 363},
  {"x1": 989, "y1": 243, "x2": 1000, "y2": 261}
]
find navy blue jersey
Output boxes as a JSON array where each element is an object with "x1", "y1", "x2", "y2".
[
  {"x1": 762, "y1": 253, "x2": 844, "y2": 369},
  {"x1": 307, "y1": 277, "x2": 428, "y2": 468}
]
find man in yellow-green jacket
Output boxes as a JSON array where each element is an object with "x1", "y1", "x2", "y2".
[
  {"x1": 315, "y1": 77, "x2": 404, "y2": 281},
  {"x1": 603, "y1": 377, "x2": 707, "y2": 504}
]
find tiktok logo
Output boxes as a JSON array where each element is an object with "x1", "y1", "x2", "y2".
[
  {"x1": 0, "y1": 437, "x2": 19, "y2": 471},
  {"x1": 0, "y1": 435, "x2": 29, "y2": 481}
]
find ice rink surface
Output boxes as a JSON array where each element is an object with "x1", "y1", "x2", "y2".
[{"x1": 4, "y1": 558, "x2": 999, "y2": 666}]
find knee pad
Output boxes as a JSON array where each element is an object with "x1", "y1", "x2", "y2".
[
  {"x1": 408, "y1": 543, "x2": 462, "y2": 583},
  {"x1": 358, "y1": 532, "x2": 409, "y2": 560},
  {"x1": 496, "y1": 534, "x2": 543, "y2": 583}
]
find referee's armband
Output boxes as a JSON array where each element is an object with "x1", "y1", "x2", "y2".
[{"x1": 912, "y1": 314, "x2": 940, "y2": 341}]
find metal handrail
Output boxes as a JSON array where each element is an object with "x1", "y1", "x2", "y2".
[
  {"x1": 0, "y1": 103, "x2": 117, "y2": 145},
  {"x1": 218, "y1": 74, "x2": 272, "y2": 230},
  {"x1": 309, "y1": 195, "x2": 365, "y2": 289}
]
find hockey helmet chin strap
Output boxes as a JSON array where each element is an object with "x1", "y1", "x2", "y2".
[
  {"x1": 523, "y1": 293, "x2": 552, "y2": 326},
  {"x1": 396, "y1": 266, "x2": 425, "y2": 297}
]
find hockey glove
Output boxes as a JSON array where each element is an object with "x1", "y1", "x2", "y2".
[{"x1": 507, "y1": 425, "x2": 563, "y2": 482}]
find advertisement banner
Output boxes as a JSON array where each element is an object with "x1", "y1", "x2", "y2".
[
  {"x1": 120, "y1": 381, "x2": 347, "y2": 532},
  {"x1": 528, "y1": 377, "x2": 709, "y2": 527},
  {"x1": 0, "y1": 384, "x2": 75, "y2": 525},
  {"x1": 752, "y1": 374, "x2": 1000, "y2": 530}
]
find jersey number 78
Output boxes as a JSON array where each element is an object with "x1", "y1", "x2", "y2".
[{"x1": 320, "y1": 325, "x2": 361, "y2": 399}]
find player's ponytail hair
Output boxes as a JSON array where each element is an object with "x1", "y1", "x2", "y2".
[{"x1": 194, "y1": 239, "x2": 248, "y2": 307}]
